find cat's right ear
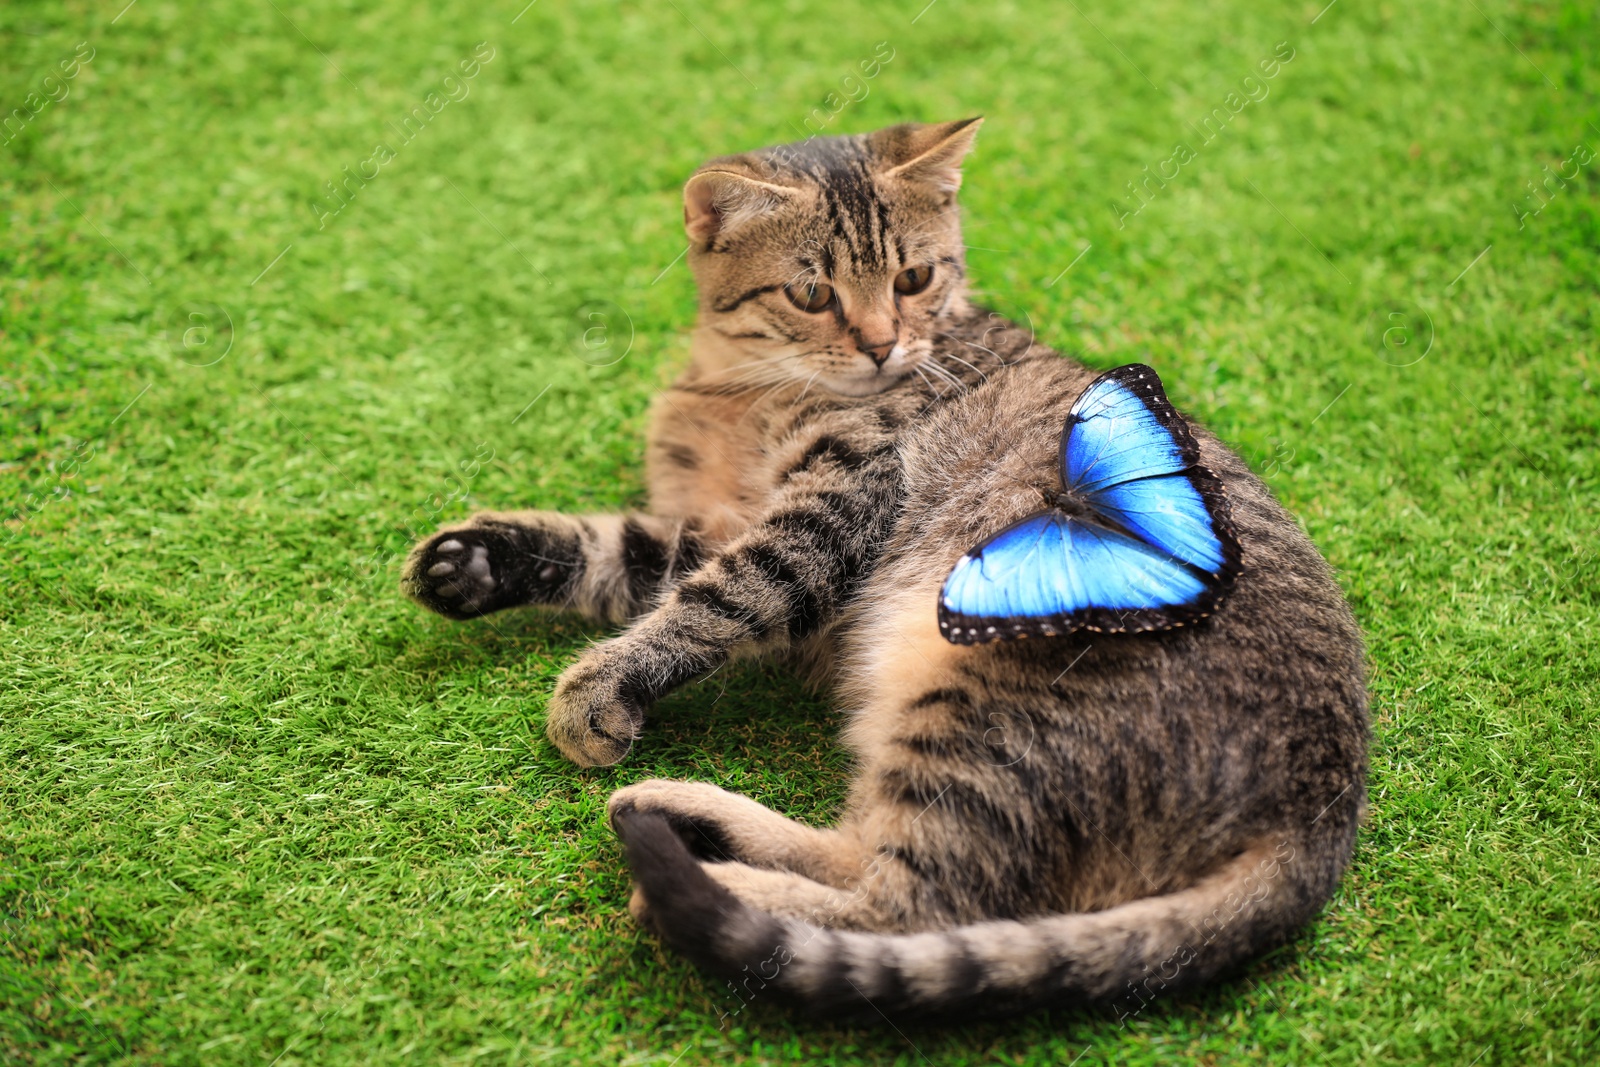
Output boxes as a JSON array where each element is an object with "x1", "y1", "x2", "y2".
[
  {"x1": 683, "y1": 167, "x2": 797, "y2": 248},
  {"x1": 875, "y1": 117, "x2": 984, "y2": 201}
]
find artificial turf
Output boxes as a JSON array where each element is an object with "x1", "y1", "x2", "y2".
[{"x1": 2, "y1": 0, "x2": 1597, "y2": 1063}]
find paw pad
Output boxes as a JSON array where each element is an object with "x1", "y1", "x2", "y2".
[
  {"x1": 406, "y1": 531, "x2": 508, "y2": 618},
  {"x1": 428, "y1": 542, "x2": 497, "y2": 599},
  {"x1": 404, "y1": 522, "x2": 581, "y2": 620}
]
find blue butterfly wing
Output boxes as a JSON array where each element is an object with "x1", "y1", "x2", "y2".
[
  {"x1": 938, "y1": 363, "x2": 1243, "y2": 646},
  {"x1": 1083, "y1": 469, "x2": 1231, "y2": 577},
  {"x1": 939, "y1": 512, "x2": 1070, "y2": 634},
  {"x1": 938, "y1": 511, "x2": 1214, "y2": 644},
  {"x1": 1060, "y1": 364, "x2": 1199, "y2": 494}
]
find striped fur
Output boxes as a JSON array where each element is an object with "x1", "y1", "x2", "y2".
[{"x1": 402, "y1": 121, "x2": 1369, "y2": 1019}]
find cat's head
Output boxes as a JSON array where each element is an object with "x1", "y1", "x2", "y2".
[{"x1": 683, "y1": 119, "x2": 982, "y2": 397}]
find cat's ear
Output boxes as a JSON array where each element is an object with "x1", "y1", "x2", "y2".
[
  {"x1": 875, "y1": 117, "x2": 984, "y2": 198},
  {"x1": 683, "y1": 165, "x2": 799, "y2": 248}
]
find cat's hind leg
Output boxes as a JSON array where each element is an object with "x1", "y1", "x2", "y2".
[
  {"x1": 403, "y1": 512, "x2": 707, "y2": 623},
  {"x1": 607, "y1": 779, "x2": 858, "y2": 886},
  {"x1": 609, "y1": 796, "x2": 906, "y2": 933}
]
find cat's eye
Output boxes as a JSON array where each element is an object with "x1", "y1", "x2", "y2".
[
  {"x1": 784, "y1": 280, "x2": 835, "y2": 313},
  {"x1": 894, "y1": 265, "x2": 934, "y2": 295}
]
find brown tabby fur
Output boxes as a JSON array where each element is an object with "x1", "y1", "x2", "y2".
[{"x1": 401, "y1": 120, "x2": 1368, "y2": 1021}]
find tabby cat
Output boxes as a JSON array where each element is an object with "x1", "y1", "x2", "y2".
[{"x1": 402, "y1": 119, "x2": 1369, "y2": 1020}]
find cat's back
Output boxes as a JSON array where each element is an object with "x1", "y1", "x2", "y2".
[{"x1": 837, "y1": 353, "x2": 1367, "y2": 910}]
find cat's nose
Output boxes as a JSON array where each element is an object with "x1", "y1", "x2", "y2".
[{"x1": 861, "y1": 341, "x2": 896, "y2": 366}]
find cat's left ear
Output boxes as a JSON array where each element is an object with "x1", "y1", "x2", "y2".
[{"x1": 875, "y1": 117, "x2": 984, "y2": 199}]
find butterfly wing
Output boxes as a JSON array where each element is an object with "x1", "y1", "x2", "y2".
[
  {"x1": 938, "y1": 511, "x2": 1216, "y2": 645},
  {"x1": 1066, "y1": 362, "x2": 1242, "y2": 599},
  {"x1": 1083, "y1": 466, "x2": 1237, "y2": 578},
  {"x1": 1060, "y1": 363, "x2": 1199, "y2": 494},
  {"x1": 937, "y1": 363, "x2": 1244, "y2": 646}
]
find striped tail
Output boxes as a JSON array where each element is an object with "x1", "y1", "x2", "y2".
[{"x1": 614, "y1": 809, "x2": 1347, "y2": 1021}]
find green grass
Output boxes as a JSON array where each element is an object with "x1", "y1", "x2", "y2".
[{"x1": 2, "y1": 0, "x2": 1597, "y2": 1062}]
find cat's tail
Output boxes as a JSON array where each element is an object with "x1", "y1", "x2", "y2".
[{"x1": 613, "y1": 809, "x2": 1346, "y2": 1022}]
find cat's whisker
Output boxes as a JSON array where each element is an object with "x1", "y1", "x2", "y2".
[
  {"x1": 926, "y1": 361, "x2": 967, "y2": 393},
  {"x1": 714, "y1": 352, "x2": 803, "y2": 379},
  {"x1": 917, "y1": 357, "x2": 956, "y2": 388},
  {"x1": 736, "y1": 379, "x2": 801, "y2": 424},
  {"x1": 935, "y1": 335, "x2": 1001, "y2": 382},
  {"x1": 785, "y1": 264, "x2": 824, "y2": 290},
  {"x1": 794, "y1": 370, "x2": 822, "y2": 404},
  {"x1": 931, "y1": 348, "x2": 989, "y2": 386},
  {"x1": 702, "y1": 355, "x2": 807, "y2": 395},
  {"x1": 714, "y1": 356, "x2": 787, "y2": 377},
  {"x1": 715, "y1": 366, "x2": 791, "y2": 391},
  {"x1": 703, "y1": 375, "x2": 782, "y2": 397},
  {"x1": 912, "y1": 364, "x2": 947, "y2": 400},
  {"x1": 945, "y1": 354, "x2": 990, "y2": 382},
  {"x1": 958, "y1": 335, "x2": 1015, "y2": 368}
]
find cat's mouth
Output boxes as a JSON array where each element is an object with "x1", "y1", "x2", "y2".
[
  {"x1": 816, "y1": 347, "x2": 918, "y2": 397},
  {"x1": 825, "y1": 365, "x2": 910, "y2": 396}
]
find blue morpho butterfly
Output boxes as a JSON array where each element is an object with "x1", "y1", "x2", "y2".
[{"x1": 938, "y1": 363, "x2": 1243, "y2": 645}]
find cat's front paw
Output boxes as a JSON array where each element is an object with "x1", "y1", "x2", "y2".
[
  {"x1": 545, "y1": 649, "x2": 646, "y2": 767},
  {"x1": 402, "y1": 520, "x2": 580, "y2": 620}
]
